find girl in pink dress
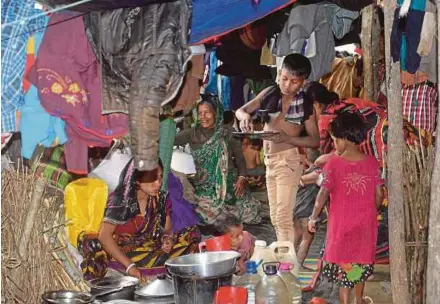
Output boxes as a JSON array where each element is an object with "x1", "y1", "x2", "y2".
[{"x1": 308, "y1": 112, "x2": 383, "y2": 304}]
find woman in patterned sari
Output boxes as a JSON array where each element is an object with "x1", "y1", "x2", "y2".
[
  {"x1": 78, "y1": 159, "x2": 201, "y2": 281},
  {"x1": 175, "y1": 95, "x2": 261, "y2": 225}
]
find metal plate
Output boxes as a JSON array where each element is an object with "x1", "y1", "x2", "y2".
[{"x1": 233, "y1": 131, "x2": 279, "y2": 138}]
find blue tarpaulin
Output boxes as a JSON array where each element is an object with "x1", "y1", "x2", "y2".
[{"x1": 189, "y1": 0, "x2": 295, "y2": 44}]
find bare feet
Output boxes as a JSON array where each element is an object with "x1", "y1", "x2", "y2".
[{"x1": 298, "y1": 265, "x2": 315, "y2": 272}]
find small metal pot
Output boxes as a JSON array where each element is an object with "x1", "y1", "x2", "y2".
[{"x1": 89, "y1": 276, "x2": 139, "y2": 302}]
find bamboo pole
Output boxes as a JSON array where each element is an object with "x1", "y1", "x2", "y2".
[
  {"x1": 383, "y1": 1, "x2": 411, "y2": 303},
  {"x1": 361, "y1": 4, "x2": 374, "y2": 100},
  {"x1": 426, "y1": 1, "x2": 440, "y2": 302}
]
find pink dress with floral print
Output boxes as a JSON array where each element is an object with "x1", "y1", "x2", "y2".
[{"x1": 321, "y1": 155, "x2": 384, "y2": 264}]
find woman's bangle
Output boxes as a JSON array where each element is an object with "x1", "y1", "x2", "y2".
[
  {"x1": 126, "y1": 263, "x2": 136, "y2": 274},
  {"x1": 308, "y1": 217, "x2": 317, "y2": 224}
]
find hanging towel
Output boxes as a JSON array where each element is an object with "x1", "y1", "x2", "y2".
[{"x1": 159, "y1": 118, "x2": 177, "y2": 190}]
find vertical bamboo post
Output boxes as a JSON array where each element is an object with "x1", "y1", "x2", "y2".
[
  {"x1": 383, "y1": 1, "x2": 411, "y2": 303},
  {"x1": 361, "y1": 5, "x2": 374, "y2": 100},
  {"x1": 426, "y1": 1, "x2": 440, "y2": 302}
]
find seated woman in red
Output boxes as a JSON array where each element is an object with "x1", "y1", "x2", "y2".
[{"x1": 78, "y1": 159, "x2": 201, "y2": 281}]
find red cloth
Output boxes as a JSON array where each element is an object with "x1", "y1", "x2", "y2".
[
  {"x1": 318, "y1": 99, "x2": 387, "y2": 169},
  {"x1": 114, "y1": 198, "x2": 171, "y2": 235},
  {"x1": 321, "y1": 155, "x2": 384, "y2": 264}
]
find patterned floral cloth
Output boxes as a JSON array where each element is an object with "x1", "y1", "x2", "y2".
[{"x1": 322, "y1": 262, "x2": 374, "y2": 289}]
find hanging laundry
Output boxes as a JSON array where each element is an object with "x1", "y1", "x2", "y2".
[
  {"x1": 260, "y1": 40, "x2": 276, "y2": 66},
  {"x1": 391, "y1": 8, "x2": 425, "y2": 74},
  {"x1": 322, "y1": 3, "x2": 359, "y2": 39},
  {"x1": 204, "y1": 51, "x2": 232, "y2": 110},
  {"x1": 83, "y1": 0, "x2": 191, "y2": 172},
  {"x1": 1, "y1": 0, "x2": 47, "y2": 133},
  {"x1": 20, "y1": 18, "x2": 68, "y2": 160},
  {"x1": 159, "y1": 118, "x2": 177, "y2": 190},
  {"x1": 272, "y1": 4, "x2": 335, "y2": 81},
  {"x1": 402, "y1": 81, "x2": 438, "y2": 133},
  {"x1": 230, "y1": 76, "x2": 246, "y2": 111},
  {"x1": 215, "y1": 32, "x2": 273, "y2": 80},
  {"x1": 173, "y1": 54, "x2": 205, "y2": 116},
  {"x1": 28, "y1": 13, "x2": 129, "y2": 174},
  {"x1": 320, "y1": 56, "x2": 361, "y2": 100}
]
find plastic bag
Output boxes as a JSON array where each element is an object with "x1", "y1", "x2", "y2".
[{"x1": 88, "y1": 140, "x2": 132, "y2": 192}]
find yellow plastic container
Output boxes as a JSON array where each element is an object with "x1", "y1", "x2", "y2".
[{"x1": 64, "y1": 178, "x2": 108, "y2": 247}]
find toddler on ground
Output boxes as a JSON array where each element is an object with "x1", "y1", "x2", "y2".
[{"x1": 214, "y1": 212, "x2": 256, "y2": 275}]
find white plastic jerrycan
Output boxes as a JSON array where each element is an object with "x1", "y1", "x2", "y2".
[
  {"x1": 250, "y1": 240, "x2": 277, "y2": 276},
  {"x1": 269, "y1": 241, "x2": 300, "y2": 277}
]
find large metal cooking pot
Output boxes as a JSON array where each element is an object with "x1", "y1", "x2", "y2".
[
  {"x1": 89, "y1": 276, "x2": 139, "y2": 302},
  {"x1": 165, "y1": 251, "x2": 241, "y2": 278},
  {"x1": 41, "y1": 290, "x2": 96, "y2": 304}
]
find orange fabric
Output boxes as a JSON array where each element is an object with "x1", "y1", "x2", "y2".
[
  {"x1": 23, "y1": 36, "x2": 36, "y2": 93},
  {"x1": 239, "y1": 24, "x2": 266, "y2": 50},
  {"x1": 401, "y1": 71, "x2": 428, "y2": 86},
  {"x1": 320, "y1": 57, "x2": 360, "y2": 100}
]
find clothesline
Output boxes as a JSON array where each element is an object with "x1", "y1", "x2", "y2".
[
  {"x1": 1, "y1": 0, "x2": 92, "y2": 29},
  {"x1": 2, "y1": 11, "x2": 87, "y2": 41}
]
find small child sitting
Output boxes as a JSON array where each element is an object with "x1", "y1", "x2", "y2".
[
  {"x1": 214, "y1": 212, "x2": 256, "y2": 275},
  {"x1": 242, "y1": 138, "x2": 265, "y2": 188}
]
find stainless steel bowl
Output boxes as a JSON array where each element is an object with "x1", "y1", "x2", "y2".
[
  {"x1": 41, "y1": 290, "x2": 95, "y2": 304},
  {"x1": 165, "y1": 251, "x2": 241, "y2": 278}
]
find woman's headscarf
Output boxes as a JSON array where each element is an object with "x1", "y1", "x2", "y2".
[
  {"x1": 196, "y1": 94, "x2": 224, "y2": 129},
  {"x1": 103, "y1": 159, "x2": 141, "y2": 225}
]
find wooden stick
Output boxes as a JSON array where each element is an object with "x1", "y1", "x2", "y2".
[
  {"x1": 426, "y1": 2, "x2": 440, "y2": 302},
  {"x1": 18, "y1": 177, "x2": 46, "y2": 261},
  {"x1": 361, "y1": 4, "x2": 374, "y2": 100},
  {"x1": 383, "y1": 0, "x2": 411, "y2": 302}
]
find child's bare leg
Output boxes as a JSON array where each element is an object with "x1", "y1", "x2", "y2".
[
  {"x1": 354, "y1": 282, "x2": 366, "y2": 304},
  {"x1": 293, "y1": 218, "x2": 302, "y2": 252},
  {"x1": 296, "y1": 219, "x2": 315, "y2": 269},
  {"x1": 339, "y1": 287, "x2": 350, "y2": 304}
]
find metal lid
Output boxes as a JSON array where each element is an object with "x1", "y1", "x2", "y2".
[{"x1": 135, "y1": 275, "x2": 174, "y2": 298}]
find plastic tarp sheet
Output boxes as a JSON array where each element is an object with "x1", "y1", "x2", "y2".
[
  {"x1": 189, "y1": 0, "x2": 295, "y2": 44},
  {"x1": 36, "y1": 0, "x2": 176, "y2": 12}
]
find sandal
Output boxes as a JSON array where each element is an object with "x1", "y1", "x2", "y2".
[{"x1": 363, "y1": 296, "x2": 374, "y2": 304}]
